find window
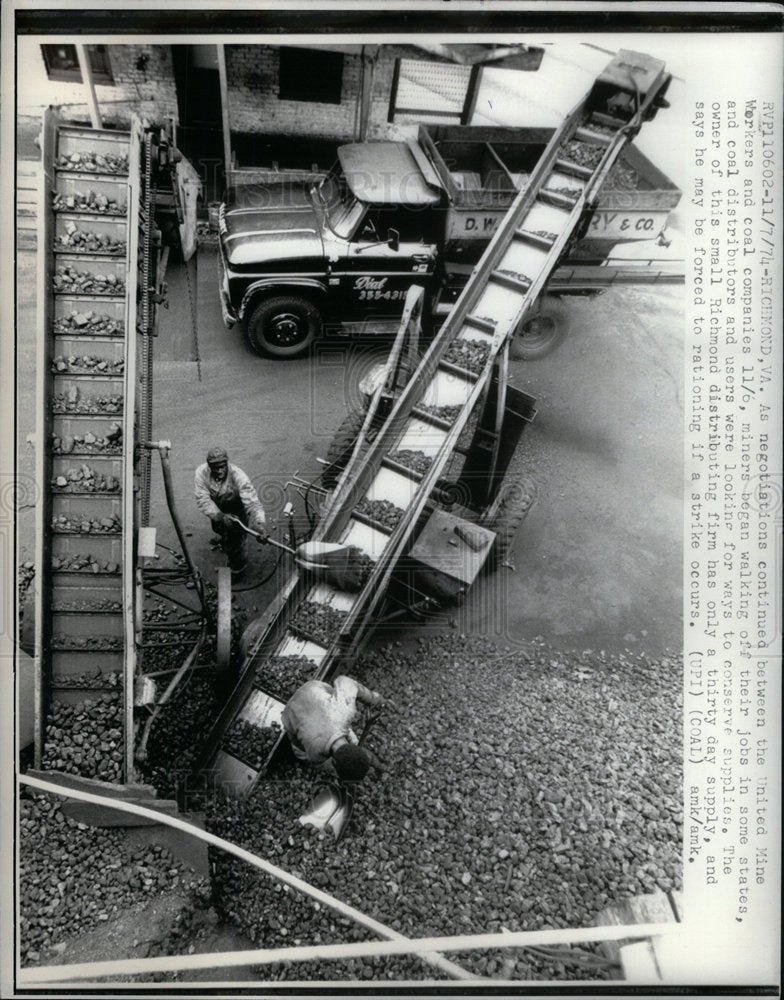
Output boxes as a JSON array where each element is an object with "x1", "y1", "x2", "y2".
[
  {"x1": 41, "y1": 44, "x2": 114, "y2": 85},
  {"x1": 388, "y1": 58, "x2": 473, "y2": 125},
  {"x1": 278, "y1": 47, "x2": 343, "y2": 104},
  {"x1": 360, "y1": 206, "x2": 436, "y2": 245}
]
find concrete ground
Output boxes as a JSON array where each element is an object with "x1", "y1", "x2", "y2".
[
  {"x1": 15, "y1": 243, "x2": 683, "y2": 658},
  {"x1": 148, "y1": 246, "x2": 683, "y2": 657}
]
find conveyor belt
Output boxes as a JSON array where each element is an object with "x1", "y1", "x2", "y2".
[
  {"x1": 34, "y1": 117, "x2": 149, "y2": 780},
  {"x1": 199, "y1": 50, "x2": 673, "y2": 796}
]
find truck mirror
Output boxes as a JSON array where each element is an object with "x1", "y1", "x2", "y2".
[{"x1": 387, "y1": 228, "x2": 400, "y2": 252}]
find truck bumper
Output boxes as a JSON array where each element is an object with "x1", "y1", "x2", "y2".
[{"x1": 217, "y1": 245, "x2": 238, "y2": 329}]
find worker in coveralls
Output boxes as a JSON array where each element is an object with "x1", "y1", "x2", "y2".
[
  {"x1": 281, "y1": 676, "x2": 388, "y2": 782},
  {"x1": 194, "y1": 447, "x2": 267, "y2": 579}
]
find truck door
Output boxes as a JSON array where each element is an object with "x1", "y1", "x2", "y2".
[{"x1": 335, "y1": 205, "x2": 437, "y2": 319}]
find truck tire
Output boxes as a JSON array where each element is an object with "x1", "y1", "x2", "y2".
[
  {"x1": 322, "y1": 409, "x2": 369, "y2": 489},
  {"x1": 246, "y1": 295, "x2": 321, "y2": 359},
  {"x1": 485, "y1": 476, "x2": 536, "y2": 570},
  {"x1": 511, "y1": 299, "x2": 567, "y2": 361}
]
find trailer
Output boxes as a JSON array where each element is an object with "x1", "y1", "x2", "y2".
[{"x1": 198, "y1": 49, "x2": 674, "y2": 801}]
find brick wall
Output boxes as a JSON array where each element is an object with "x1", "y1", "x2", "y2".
[
  {"x1": 225, "y1": 45, "x2": 421, "y2": 146},
  {"x1": 17, "y1": 41, "x2": 179, "y2": 128},
  {"x1": 226, "y1": 45, "x2": 358, "y2": 138}
]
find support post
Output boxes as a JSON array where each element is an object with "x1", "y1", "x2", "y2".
[
  {"x1": 358, "y1": 46, "x2": 378, "y2": 141},
  {"x1": 216, "y1": 44, "x2": 232, "y2": 188},
  {"x1": 75, "y1": 45, "x2": 102, "y2": 129}
]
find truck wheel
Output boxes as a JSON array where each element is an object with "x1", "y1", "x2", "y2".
[
  {"x1": 322, "y1": 409, "x2": 369, "y2": 489},
  {"x1": 485, "y1": 476, "x2": 536, "y2": 570},
  {"x1": 511, "y1": 300, "x2": 567, "y2": 360},
  {"x1": 247, "y1": 295, "x2": 321, "y2": 358}
]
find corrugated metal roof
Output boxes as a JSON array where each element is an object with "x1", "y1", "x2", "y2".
[{"x1": 338, "y1": 142, "x2": 441, "y2": 205}]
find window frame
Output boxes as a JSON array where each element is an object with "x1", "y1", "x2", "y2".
[
  {"x1": 41, "y1": 44, "x2": 114, "y2": 85},
  {"x1": 388, "y1": 58, "x2": 481, "y2": 126},
  {"x1": 277, "y1": 47, "x2": 344, "y2": 105}
]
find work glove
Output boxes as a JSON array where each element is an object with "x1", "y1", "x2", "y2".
[{"x1": 253, "y1": 523, "x2": 269, "y2": 543}]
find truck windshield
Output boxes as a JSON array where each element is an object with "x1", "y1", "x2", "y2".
[{"x1": 316, "y1": 169, "x2": 365, "y2": 239}]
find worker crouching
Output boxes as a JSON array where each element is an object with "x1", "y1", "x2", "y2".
[
  {"x1": 194, "y1": 447, "x2": 267, "y2": 579},
  {"x1": 281, "y1": 676, "x2": 388, "y2": 782}
]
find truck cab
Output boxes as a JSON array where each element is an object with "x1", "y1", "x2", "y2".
[{"x1": 219, "y1": 141, "x2": 440, "y2": 357}]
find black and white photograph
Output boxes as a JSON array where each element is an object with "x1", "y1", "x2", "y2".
[{"x1": 1, "y1": 3, "x2": 781, "y2": 994}]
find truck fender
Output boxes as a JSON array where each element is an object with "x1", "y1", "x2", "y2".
[{"x1": 239, "y1": 278, "x2": 328, "y2": 322}]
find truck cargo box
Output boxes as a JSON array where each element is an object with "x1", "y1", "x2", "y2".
[{"x1": 419, "y1": 124, "x2": 681, "y2": 252}]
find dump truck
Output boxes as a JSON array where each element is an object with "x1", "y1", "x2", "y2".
[{"x1": 218, "y1": 122, "x2": 681, "y2": 359}]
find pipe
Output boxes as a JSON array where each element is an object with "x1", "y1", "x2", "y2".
[
  {"x1": 134, "y1": 628, "x2": 207, "y2": 763},
  {"x1": 19, "y1": 774, "x2": 475, "y2": 982}
]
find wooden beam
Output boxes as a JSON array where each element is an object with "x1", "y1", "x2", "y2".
[
  {"x1": 216, "y1": 44, "x2": 232, "y2": 185},
  {"x1": 461, "y1": 63, "x2": 483, "y2": 125},
  {"x1": 75, "y1": 45, "x2": 102, "y2": 129}
]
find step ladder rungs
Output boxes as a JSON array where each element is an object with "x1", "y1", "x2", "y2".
[
  {"x1": 590, "y1": 111, "x2": 628, "y2": 130},
  {"x1": 463, "y1": 313, "x2": 497, "y2": 335},
  {"x1": 410, "y1": 407, "x2": 455, "y2": 432},
  {"x1": 351, "y1": 508, "x2": 395, "y2": 535},
  {"x1": 513, "y1": 228, "x2": 556, "y2": 251},
  {"x1": 538, "y1": 189, "x2": 579, "y2": 211},
  {"x1": 574, "y1": 126, "x2": 612, "y2": 146},
  {"x1": 438, "y1": 358, "x2": 481, "y2": 382},
  {"x1": 553, "y1": 158, "x2": 594, "y2": 181},
  {"x1": 490, "y1": 268, "x2": 533, "y2": 295},
  {"x1": 381, "y1": 455, "x2": 425, "y2": 483}
]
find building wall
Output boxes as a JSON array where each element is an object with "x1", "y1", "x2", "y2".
[
  {"x1": 16, "y1": 41, "x2": 179, "y2": 128},
  {"x1": 225, "y1": 45, "x2": 418, "y2": 149}
]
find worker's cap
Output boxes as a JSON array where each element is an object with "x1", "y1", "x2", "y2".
[
  {"x1": 206, "y1": 446, "x2": 228, "y2": 464},
  {"x1": 332, "y1": 744, "x2": 371, "y2": 783}
]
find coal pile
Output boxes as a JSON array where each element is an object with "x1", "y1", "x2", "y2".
[
  {"x1": 51, "y1": 513, "x2": 121, "y2": 533},
  {"x1": 355, "y1": 498, "x2": 405, "y2": 531},
  {"x1": 53, "y1": 669, "x2": 123, "y2": 689},
  {"x1": 53, "y1": 598, "x2": 122, "y2": 612},
  {"x1": 52, "y1": 463, "x2": 120, "y2": 493},
  {"x1": 586, "y1": 121, "x2": 617, "y2": 136},
  {"x1": 389, "y1": 449, "x2": 433, "y2": 476},
  {"x1": 56, "y1": 224, "x2": 126, "y2": 254},
  {"x1": 42, "y1": 694, "x2": 123, "y2": 782},
  {"x1": 54, "y1": 312, "x2": 124, "y2": 336},
  {"x1": 56, "y1": 150, "x2": 129, "y2": 173},
  {"x1": 52, "y1": 354, "x2": 125, "y2": 374},
  {"x1": 53, "y1": 266, "x2": 125, "y2": 296},
  {"x1": 221, "y1": 719, "x2": 282, "y2": 770},
  {"x1": 444, "y1": 339, "x2": 492, "y2": 376},
  {"x1": 137, "y1": 674, "x2": 222, "y2": 801},
  {"x1": 19, "y1": 792, "x2": 205, "y2": 966},
  {"x1": 53, "y1": 190, "x2": 126, "y2": 215},
  {"x1": 53, "y1": 387, "x2": 123, "y2": 414},
  {"x1": 53, "y1": 425, "x2": 122, "y2": 455},
  {"x1": 254, "y1": 655, "x2": 318, "y2": 702},
  {"x1": 206, "y1": 634, "x2": 681, "y2": 982},
  {"x1": 288, "y1": 601, "x2": 349, "y2": 647},
  {"x1": 51, "y1": 553, "x2": 119, "y2": 573},
  {"x1": 560, "y1": 140, "x2": 604, "y2": 170},
  {"x1": 605, "y1": 160, "x2": 643, "y2": 192},
  {"x1": 52, "y1": 634, "x2": 123, "y2": 650}
]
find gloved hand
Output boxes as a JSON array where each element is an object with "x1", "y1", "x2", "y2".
[
  {"x1": 212, "y1": 511, "x2": 226, "y2": 526},
  {"x1": 253, "y1": 523, "x2": 269, "y2": 543}
]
